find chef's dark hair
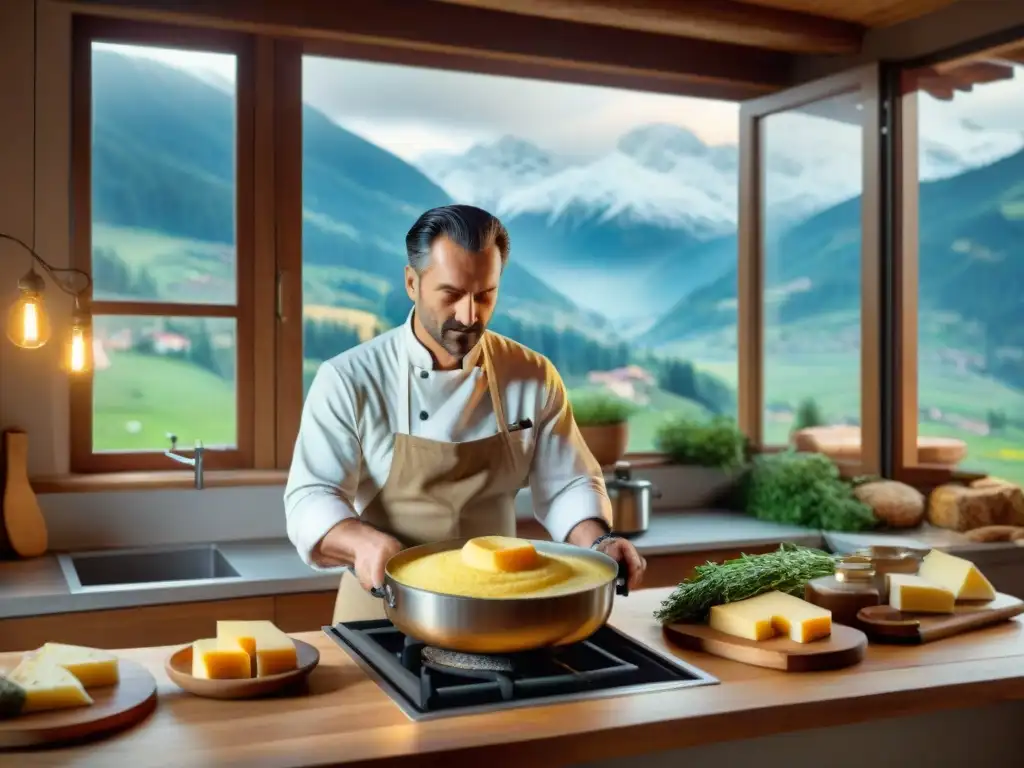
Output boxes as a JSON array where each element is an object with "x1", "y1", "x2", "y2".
[{"x1": 406, "y1": 204, "x2": 510, "y2": 274}]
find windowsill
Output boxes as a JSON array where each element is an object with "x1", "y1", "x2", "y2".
[
  {"x1": 31, "y1": 469, "x2": 289, "y2": 494},
  {"x1": 30, "y1": 455, "x2": 673, "y2": 494}
]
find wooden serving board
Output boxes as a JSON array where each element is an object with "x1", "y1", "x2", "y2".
[
  {"x1": 857, "y1": 592, "x2": 1024, "y2": 644},
  {"x1": 0, "y1": 659, "x2": 157, "y2": 749},
  {"x1": 663, "y1": 622, "x2": 867, "y2": 672}
]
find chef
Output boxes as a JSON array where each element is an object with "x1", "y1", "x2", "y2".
[{"x1": 284, "y1": 204, "x2": 647, "y2": 623}]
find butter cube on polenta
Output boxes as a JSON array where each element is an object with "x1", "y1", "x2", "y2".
[{"x1": 461, "y1": 536, "x2": 539, "y2": 572}]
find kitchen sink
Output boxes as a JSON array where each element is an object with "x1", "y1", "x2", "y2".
[{"x1": 58, "y1": 544, "x2": 242, "y2": 593}]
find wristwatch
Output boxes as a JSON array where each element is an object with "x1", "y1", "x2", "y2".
[{"x1": 590, "y1": 516, "x2": 618, "y2": 549}]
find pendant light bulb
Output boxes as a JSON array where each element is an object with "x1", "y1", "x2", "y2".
[
  {"x1": 66, "y1": 303, "x2": 92, "y2": 374},
  {"x1": 7, "y1": 270, "x2": 51, "y2": 349}
]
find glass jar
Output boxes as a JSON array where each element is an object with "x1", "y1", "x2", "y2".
[
  {"x1": 849, "y1": 546, "x2": 921, "y2": 601},
  {"x1": 804, "y1": 560, "x2": 882, "y2": 627}
]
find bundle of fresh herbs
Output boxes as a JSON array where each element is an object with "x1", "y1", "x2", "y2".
[
  {"x1": 653, "y1": 542, "x2": 839, "y2": 624},
  {"x1": 654, "y1": 415, "x2": 749, "y2": 470},
  {"x1": 742, "y1": 450, "x2": 878, "y2": 532}
]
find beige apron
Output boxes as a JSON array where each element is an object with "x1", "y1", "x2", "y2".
[{"x1": 332, "y1": 332, "x2": 528, "y2": 624}]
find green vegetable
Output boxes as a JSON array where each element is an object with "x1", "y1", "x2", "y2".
[
  {"x1": 654, "y1": 415, "x2": 748, "y2": 470},
  {"x1": 743, "y1": 450, "x2": 878, "y2": 532},
  {"x1": 0, "y1": 676, "x2": 26, "y2": 719},
  {"x1": 568, "y1": 390, "x2": 635, "y2": 427},
  {"x1": 654, "y1": 543, "x2": 839, "y2": 624}
]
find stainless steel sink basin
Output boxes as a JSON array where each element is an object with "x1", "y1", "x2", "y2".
[{"x1": 58, "y1": 544, "x2": 242, "y2": 593}]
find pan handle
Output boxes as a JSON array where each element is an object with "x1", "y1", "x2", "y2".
[
  {"x1": 369, "y1": 584, "x2": 397, "y2": 608},
  {"x1": 615, "y1": 559, "x2": 629, "y2": 597}
]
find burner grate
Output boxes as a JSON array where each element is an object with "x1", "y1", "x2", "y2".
[{"x1": 324, "y1": 620, "x2": 719, "y2": 721}]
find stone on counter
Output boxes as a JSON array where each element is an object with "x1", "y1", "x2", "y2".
[
  {"x1": 927, "y1": 480, "x2": 1024, "y2": 532},
  {"x1": 854, "y1": 480, "x2": 925, "y2": 528}
]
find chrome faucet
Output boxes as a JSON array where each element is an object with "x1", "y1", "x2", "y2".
[{"x1": 165, "y1": 433, "x2": 205, "y2": 489}]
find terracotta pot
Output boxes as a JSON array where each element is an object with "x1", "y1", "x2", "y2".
[{"x1": 578, "y1": 422, "x2": 629, "y2": 467}]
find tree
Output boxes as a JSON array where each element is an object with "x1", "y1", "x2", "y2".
[{"x1": 794, "y1": 397, "x2": 825, "y2": 430}]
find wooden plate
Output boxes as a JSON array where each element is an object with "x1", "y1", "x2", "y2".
[
  {"x1": 0, "y1": 659, "x2": 157, "y2": 749},
  {"x1": 165, "y1": 639, "x2": 320, "y2": 699},
  {"x1": 857, "y1": 592, "x2": 1024, "y2": 644},
  {"x1": 664, "y1": 622, "x2": 867, "y2": 672}
]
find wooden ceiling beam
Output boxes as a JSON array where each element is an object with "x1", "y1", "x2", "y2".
[
  {"x1": 67, "y1": 0, "x2": 793, "y2": 98},
  {"x1": 425, "y1": 0, "x2": 865, "y2": 54}
]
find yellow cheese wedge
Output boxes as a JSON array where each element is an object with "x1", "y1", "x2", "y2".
[
  {"x1": 216, "y1": 620, "x2": 297, "y2": 677},
  {"x1": 31, "y1": 642, "x2": 120, "y2": 688},
  {"x1": 918, "y1": 549, "x2": 996, "y2": 601},
  {"x1": 461, "y1": 536, "x2": 539, "y2": 572},
  {"x1": 888, "y1": 573, "x2": 956, "y2": 613},
  {"x1": 7, "y1": 656, "x2": 93, "y2": 713},
  {"x1": 708, "y1": 591, "x2": 832, "y2": 643},
  {"x1": 191, "y1": 638, "x2": 252, "y2": 680}
]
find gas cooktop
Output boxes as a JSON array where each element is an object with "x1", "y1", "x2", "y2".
[{"x1": 323, "y1": 620, "x2": 718, "y2": 721}]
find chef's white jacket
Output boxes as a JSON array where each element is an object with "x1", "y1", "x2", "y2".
[{"x1": 284, "y1": 312, "x2": 611, "y2": 568}]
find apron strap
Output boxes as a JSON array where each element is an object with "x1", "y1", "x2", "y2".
[{"x1": 481, "y1": 334, "x2": 509, "y2": 436}]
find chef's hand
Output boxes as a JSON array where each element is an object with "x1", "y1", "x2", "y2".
[
  {"x1": 319, "y1": 519, "x2": 403, "y2": 592},
  {"x1": 567, "y1": 518, "x2": 646, "y2": 591}
]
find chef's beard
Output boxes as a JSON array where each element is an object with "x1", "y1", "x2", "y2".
[{"x1": 421, "y1": 309, "x2": 484, "y2": 360}]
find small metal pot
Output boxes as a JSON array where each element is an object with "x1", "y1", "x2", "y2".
[
  {"x1": 606, "y1": 461, "x2": 661, "y2": 536},
  {"x1": 369, "y1": 538, "x2": 628, "y2": 654}
]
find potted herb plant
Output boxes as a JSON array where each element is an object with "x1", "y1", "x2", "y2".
[
  {"x1": 569, "y1": 390, "x2": 636, "y2": 467},
  {"x1": 653, "y1": 414, "x2": 750, "y2": 509}
]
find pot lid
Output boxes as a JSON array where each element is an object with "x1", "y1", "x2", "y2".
[{"x1": 606, "y1": 461, "x2": 655, "y2": 490}]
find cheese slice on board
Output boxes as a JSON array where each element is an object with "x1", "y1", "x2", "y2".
[
  {"x1": 6, "y1": 656, "x2": 93, "y2": 713},
  {"x1": 216, "y1": 620, "x2": 297, "y2": 677},
  {"x1": 191, "y1": 638, "x2": 252, "y2": 680},
  {"x1": 461, "y1": 536, "x2": 539, "y2": 572},
  {"x1": 917, "y1": 549, "x2": 996, "y2": 601},
  {"x1": 709, "y1": 591, "x2": 832, "y2": 643},
  {"x1": 888, "y1": 573, "x2": 955, "y2": 613},
  {"x1": 31, "y1": 642, "x2": 120, "y2": 687}
]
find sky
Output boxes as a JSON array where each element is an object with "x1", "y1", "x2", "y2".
[{"x1": 96, "y1": 41, "x2": 1024, "y2": 165}]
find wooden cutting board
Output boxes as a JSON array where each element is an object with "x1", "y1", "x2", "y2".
[
  {"x1": 1, "y1": 429, "x2": 48, "y2": 558},
  {"x1": 663, "y1": 622, "x2": 867, "y2": 672},
  {"x1": 857, "y1": 592, "x2": 1024, "y2": 644},
  {"x1": 0, "y1": 659, "x2": 157, "y2": 749}
]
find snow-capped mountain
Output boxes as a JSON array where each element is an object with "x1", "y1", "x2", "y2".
[{"x1": 415, "y1": 121, "x2": 1024, "y2": 242}]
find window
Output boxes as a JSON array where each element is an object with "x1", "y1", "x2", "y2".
[
  {"x1": 738, "y1": 69, "x2": 882, "y2": 473},
  {"x1": 296, "y1": 54, "x2": 740, "y2": 454},
  {"x1": 899, "y1": 39, "x2": 1024, "y2": 484},
  {"x1": 70, "y1": 20, "x2": 257, "y2": 472}
]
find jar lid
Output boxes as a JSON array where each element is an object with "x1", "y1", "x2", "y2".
[
  {"x1": 835, "y1": 560, "x2": 876, "y2": 582},
  {"x1": 853, "y1": 545, "x2": 915, "y2": 561}
]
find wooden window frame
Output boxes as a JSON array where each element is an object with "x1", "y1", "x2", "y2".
[
  {"x1": 892, "y1": 31, "x2": 1024, "y2": 489},
  {"x1": 737, "y1": 65, "x2": 884, "y2": 477},
  {"x1": 69, "y1": 15, "x2": 277, "y2": 473}
]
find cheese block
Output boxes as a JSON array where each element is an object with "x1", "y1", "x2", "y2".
[
  {"x1": 0, "y1": 676, "x2": 27, "y2": 719},
  {"x1": 216, "y1": 620, "x2": 297, "y2": 677},
  {"x1": 31, "y1": 642, "x2": 120, "y2": 687},
  {"x1": 917, "y1": 549, "x2": 996, "y2": 601},
  {"x1": 888, "y1": 573, "x2": 955, "y2": 613},
  {"x1": 6, "y1": 656, "x2": 93, "y2": 713},
  {"x1": 708, "y1": 591, "x2": 832, "y2": 643},
  {"x1": 461, "y1": 536, "x2": 539, "y2": 572},
  {"x1": 191, "y1": 638, "x2": 252, "y2": 680}
]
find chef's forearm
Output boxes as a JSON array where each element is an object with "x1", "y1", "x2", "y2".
[
  {"x1": 317, "y1": 518, "x2": 378, "y2": 567},
  {"x1": 566, "y1": 517, "x2": 611, "y2": 548}
]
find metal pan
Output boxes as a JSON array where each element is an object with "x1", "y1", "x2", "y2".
[{"x1": 369, "y1": 538, "x2": 628, "y2": 654}]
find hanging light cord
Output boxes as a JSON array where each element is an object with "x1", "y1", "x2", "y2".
[{"x1": 1, "y1": 231, "x2": 93, "y2": 300}]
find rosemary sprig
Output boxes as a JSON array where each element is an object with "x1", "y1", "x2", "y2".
[{"x1": 653, "y1": 542, "x2": 839, "y2": 624}]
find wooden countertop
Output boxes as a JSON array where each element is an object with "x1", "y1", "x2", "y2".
[{"x1": 4, "y1": 588, "x2": 1024, "y2": 768}]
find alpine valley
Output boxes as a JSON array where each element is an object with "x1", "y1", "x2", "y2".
[{"x1": 88, "y1": 49, "x2": 1024, "y2": 458}]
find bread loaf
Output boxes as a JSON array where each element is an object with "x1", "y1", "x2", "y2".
[
  {"x1": 853, "y1": 480, "x2": 926, "y2": 528},
  {"x1": 927, "y1": 481, "x2": 1024, "y2": 531}
]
